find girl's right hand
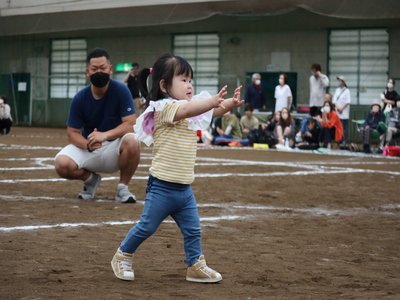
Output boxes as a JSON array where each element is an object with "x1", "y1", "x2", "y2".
[{"x1": 212, "y1": 85, "x2": 228, "y2": 108}]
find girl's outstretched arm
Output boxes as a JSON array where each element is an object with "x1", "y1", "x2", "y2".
[
  {"x1": 213, "y1": 86, "x2": 244, "y2": 117},
  {"x1": 173, "y1": 86, "x2": 228, "y2": 122}
]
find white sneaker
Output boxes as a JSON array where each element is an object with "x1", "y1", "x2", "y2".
[
  {"x1": 115, "y1": 183, "x2": 136, "y2": 203},
  {"x1": 186, "y1": 255, "x2": 222, "y2": 283},
  {"x1": 78, "y1": 173, "x2": 101, "y2": 200},
  {"x1": 111, "y1": 248, "x2": 135, "y2": 281}
]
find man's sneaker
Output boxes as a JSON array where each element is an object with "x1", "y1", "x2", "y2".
[
  {"x1": 111, "y1": 248, "x2": 134, "y2": 281},
  {"x1": 186, "y1": 255, "x2": 222, "y2": 283},
  {"x1": 115, "y1": 183, "x2": 136, "y2": 203},
  {"x1": 78, "y1": 173, "x2": 101, "y2": 200}
]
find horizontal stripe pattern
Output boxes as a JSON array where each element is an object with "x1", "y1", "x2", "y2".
[{"x1": 150, "y1": 102, "x2": 197, "y2": 184}]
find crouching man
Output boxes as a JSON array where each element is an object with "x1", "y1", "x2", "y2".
[{"x1": 54, "y1": 48, "x2": 140, "y2": 203}]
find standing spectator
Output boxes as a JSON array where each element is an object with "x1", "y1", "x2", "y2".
[
  {"x1": 381, "y1": 78, "x2": 399, "y2": 112},
  {"x1": 245, "y1": 73, "x2": 265, "y2": 112},
  {"x1": 124, "y1": 62, "x2": 145, "y2": 115},
  {"x1": 240, "y1": 104, "x2": 259, "y2": 138},
  {"x1": 385, "y1": 101, "x2": 400, "y2": 146},
  {"x1": 333, "y1": 76, "x2": 351, "y2": 145},
  {"x1": 318, "y1": 100, "x2": 343, "y2": 148},
  {"x1": 309, "y1": 63, "x2": 330, "y2": 107},
  {"x1": 274, "y1": 73, "x2": 293, "y2": 112},
  {"x1": 0, "y1": 96, "x2": 13, "y2": 135},
  {"x1": 276, "y1": 108, "x2": 296, "y2": 147}
]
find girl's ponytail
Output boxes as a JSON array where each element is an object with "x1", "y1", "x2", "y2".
[{"x1": 138, "y1": 67, "x2": 152, "y2": 106}]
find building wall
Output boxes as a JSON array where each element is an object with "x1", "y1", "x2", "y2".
[
  {"x1": 389, "y1": 28, "x2": 400, "y2": 80},
  {"x1": 0, "y1": 25, "x2": 398, "y2": 127}
]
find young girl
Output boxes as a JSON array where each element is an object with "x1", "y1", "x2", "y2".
[{"x1": 111, "y1": 54, "x2": 243, "y2": 283}]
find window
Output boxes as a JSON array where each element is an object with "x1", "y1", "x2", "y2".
[
  {"x1": 50, "y1": 39, "x2": 87, "y2": 99},
  {"x1": 328, "y1": 29, "x2": 389, "y2": 105},
  {"x1": 173, "y1": 34, "x2": 220, "y2": 95}
]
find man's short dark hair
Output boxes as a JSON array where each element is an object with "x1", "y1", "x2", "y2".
[
  {"x1": 311, "y1": 63, "x2": 321, "y2": 72},
  {"x1": 244, "y1": 104, "x2": 254, "y2": 112},
  {"x1": 86, "y1": 48, "x2": 110, "y2": 64},
  {"x1": 131, "y1": 62, "x2": 139, "y2": 68}
]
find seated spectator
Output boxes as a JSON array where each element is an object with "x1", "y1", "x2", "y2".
[
  {"x1": 213, "y1": 111, "x2": 247, "y2": 146},
  {"x1": 276, "y1": 108, "x2": 295, "y2": 147},
  {"x1": 0, "y1": 96, "x2": 13, "y2": 135},
  {"x1": 240, "y1": 104, "x2": 259, "y2": 138},
  {"x1": 317, "y1": 100, "x2": 343, "y2": 148},
  {"x1": 385, "y1": 101, "x2": 400, "y2": 146},
  {"x1": 247, "y1": 111, "x2": 279, "y2": 147},
  {"x1": 298, "y1": 106, "x2": 320, "y2": 136},
  {"x1": 297, "y1": 118, "x2": 321, "y2": 150},
  {"x1": 359, "y1": 102, "x2": 386, "y2": 153}
]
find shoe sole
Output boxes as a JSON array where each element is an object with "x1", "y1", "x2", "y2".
[
  {"x1": 116, "y1": 195, "x2": 137, "y2": 203},
  {"x1": 186, "y1": 276, "x2": 222, "y2": 283},
  {"x1": 111, "y1": 260, "x2": 134, "y2": 281}
]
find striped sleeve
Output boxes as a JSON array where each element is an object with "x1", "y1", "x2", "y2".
[{"x1": 158, "y1": 102, "x2": 181, "y2": 125}]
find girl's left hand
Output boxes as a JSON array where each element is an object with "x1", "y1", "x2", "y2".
[{"x1": 232, "y1": 85, "x2": 245, "y2": 107}]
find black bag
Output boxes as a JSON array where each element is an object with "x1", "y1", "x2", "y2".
[{"x1": 248, "y1": 126, "x2": 277, "y2": 147}]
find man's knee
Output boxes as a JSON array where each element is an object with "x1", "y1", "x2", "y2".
[
  {"x1": 54, "y1": 155, "x2": 77, "y2": 177},
  {"x1": 121, "y1": 134, "x2": 140, "y2": 155}
]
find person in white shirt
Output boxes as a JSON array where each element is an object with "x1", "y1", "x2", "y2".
[
  {"x1": 332, "y1": 75, "x2": 351, "y2": 144},
  {"x1": 309, "y1": 63, "x2": 329, "y2": 107},
  {"x1": 0, "y1": 96, "x2": 13, "y2": 135},
  {"x1": 274, "y1": 73, "x2": 293, "y2": 112}
]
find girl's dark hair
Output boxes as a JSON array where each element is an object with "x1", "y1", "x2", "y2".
[
  {"x1": 0, "y1": 95, "x2": 7, "y2": 104},
  {"x1": 279, "y1": 73, "x2": 288, "y2": 85},
  {"x1": 389, "y1": 78, "x2": 396, "y2": 85},
  {"x1": 139, "y1": 53, "x2": 193, "y2": 104},
  {"x1": 280, "y1": 107, "x2": 292, "y2": 127}
]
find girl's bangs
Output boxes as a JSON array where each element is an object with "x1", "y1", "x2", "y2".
[{"x1": 174, "y1": 57, "x2": 193, "y2": 78}]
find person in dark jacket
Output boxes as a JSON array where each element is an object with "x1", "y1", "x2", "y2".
[
  {"x1": 244, "y1": 73, "x2": 265, "y2": 112},
  {"x1": 359, "y1": 101, "x2": 386, "y2": 153}
]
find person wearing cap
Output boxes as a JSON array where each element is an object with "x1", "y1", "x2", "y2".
[
  {"x1": 359, "y1": 101, "x2": 386, "y2": 153},
  {"x1": 309, "y1": 63, "x2": 330, "y2": 107},
  {"x1": 245, "y1": 73, "x2": 265, "y2": 112},
  {"x1": 332, "y1": 76, "x2": 351, "y2": 144}
]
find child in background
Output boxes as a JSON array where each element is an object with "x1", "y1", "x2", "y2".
[{"x1": 111, "y1": 54, "x2": 244, "y2": 283}]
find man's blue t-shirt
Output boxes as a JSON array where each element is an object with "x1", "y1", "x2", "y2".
[{"x1": 67, "y1": 79, "x2": 135, "y2": 138}]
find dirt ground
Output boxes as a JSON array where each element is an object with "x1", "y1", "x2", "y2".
[{"x1": 0, "y1": 127, "x2": 399, "y2": 299}]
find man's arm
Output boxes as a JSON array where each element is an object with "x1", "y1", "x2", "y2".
[
  {"x1": 87, "y1": 114, "x2": 136, "y2": 149},
  {"x1": 67, "y1": 127, "x2": 91, "y2": 150}
]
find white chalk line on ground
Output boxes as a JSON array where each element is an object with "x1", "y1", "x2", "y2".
[
  {"x1": 0, "y1": 215, "x2": 247, "y2": 233},
  {"x1": 1, "y1": 202, "x2": 399, "y2": 233},
  {"x1": 1, "y1": 167, "x2": 400, "y2": 184}
]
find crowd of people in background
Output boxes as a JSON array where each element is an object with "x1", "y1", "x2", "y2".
[
  {"x1": 2, "y1": 59, "x2": 399, "y2": 155},
  {"x1": 193, "y1": 63, "x2": 400, "y2": 155}
]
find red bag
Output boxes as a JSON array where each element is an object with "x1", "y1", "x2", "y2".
[{"x1": 383, "y1": 146, "x2": 400, "y2": 157}]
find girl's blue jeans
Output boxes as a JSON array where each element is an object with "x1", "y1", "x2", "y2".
[{"x1": 119, "y1": 175, "x2": 202, "y2": 266}]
